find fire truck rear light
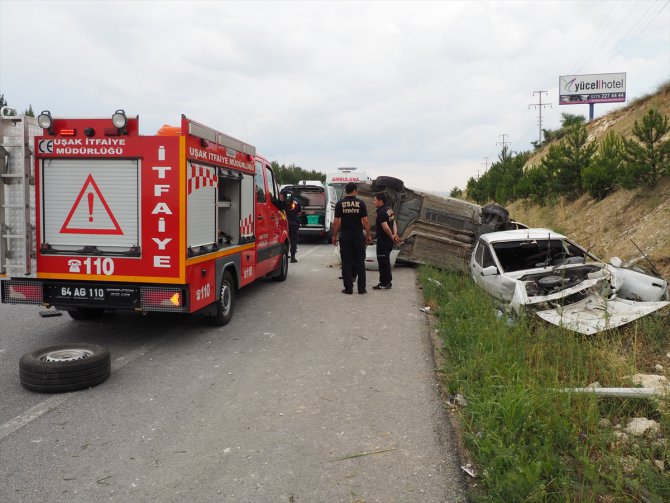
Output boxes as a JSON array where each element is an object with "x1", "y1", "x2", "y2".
[
  {"x1": 140, "y1": 287, "x2": 185, "y2": 312},
  {"x1": 104, "y1": 128, "x2": 121, "y2": 136},
  {"x1": 59, "y1": 129, "x2": 77, "y2": 136},
  {"x1": 169, "y1": 292, "x2": 181, "y2": 306},
  {"x1": 2, "y1": 281, "x2": 43, "y2": 305}
]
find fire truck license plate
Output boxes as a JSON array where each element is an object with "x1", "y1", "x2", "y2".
[
  {"x1": 45, "y1": 284, "x2": 140, "y2": 307},
  {"x1": 48, "y1": 284, "x2": 106, "y2": 302}
]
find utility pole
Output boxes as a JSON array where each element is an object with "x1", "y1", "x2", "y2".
[
  {"x1": 496, "y1": 133, "x2": 510, "y2": 152},
  {"x1": 529, "y1": 91, "x2": 551, "y2": 145},
  {"x1": 481, "y1": 157, "x2": 490, "y2": 174}
]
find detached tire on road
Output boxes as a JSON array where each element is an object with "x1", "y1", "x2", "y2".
[{"x1": 19, "y1": 343, "x2": 111, "y2": 393}]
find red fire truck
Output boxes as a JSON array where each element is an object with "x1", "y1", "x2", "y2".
[{"x1": 0, "y1": 109, "x2": 289, "y2": 325}]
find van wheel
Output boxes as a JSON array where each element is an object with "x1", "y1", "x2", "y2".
[
  {"x1": 211, "y1": 270, "x2": 235, "y2": 326},
  {"x1": 67, "y1": 308, "x2": 104, "y2": 320},
  {"x1": 481, "y1": 204, "x2": 509, "y2": 224},
  {"x1": 374, "y1": 176, "x2": 404, "y2": 192},
  {"x1": 19, "y1": 343, "x2": 111, "y2": 393},
  {"x1": 273, "y1": 245, "x2": 289, "y2": 282}
]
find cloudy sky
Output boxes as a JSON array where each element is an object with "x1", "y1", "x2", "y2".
[{"x1": 1, "y1": 0, "x2": 668, "y2": 193}]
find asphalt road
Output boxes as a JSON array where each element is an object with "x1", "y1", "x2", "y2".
[{"x1": 0, "y1": 242, "x2": 467, "y2": 503}]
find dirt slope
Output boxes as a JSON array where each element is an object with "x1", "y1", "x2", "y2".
[{"x1": 508, "y1": 82, "x2": 670, "y2": 279}]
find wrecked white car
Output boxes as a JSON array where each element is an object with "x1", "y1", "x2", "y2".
[{"x1": 470, "y1": 228, "x2": 669, "y2": 334}]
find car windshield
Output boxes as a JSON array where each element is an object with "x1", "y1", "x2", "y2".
[{"x1": 491, "y1": 239, "x2": 588, "y2": 272}]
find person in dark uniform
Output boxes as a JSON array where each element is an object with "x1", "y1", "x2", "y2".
[
  {"x1": 280, "y1": 189, "x2": 302, "y2": 262},
  {"x1": 332, "y1": 182, "x2": 371, "y2": 294},
  {"x1": 372, "y1": 192, "x2": 400, "y2": 289}
]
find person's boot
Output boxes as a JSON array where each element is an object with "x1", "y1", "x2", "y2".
[{"x1": 290, "y1": 255, "x2": 298, "y2": 263}]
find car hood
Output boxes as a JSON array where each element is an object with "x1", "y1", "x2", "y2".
[{"x1": 536, "y1": 294, "x2": 670, "y2": 335}]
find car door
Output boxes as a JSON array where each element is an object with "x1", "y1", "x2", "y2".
[{"x1": 471, "y1": 240, "x2": 514, "y2": 301}]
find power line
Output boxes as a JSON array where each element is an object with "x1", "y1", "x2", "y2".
[
  {"x1": 616, "y1": 0, "x2": 669, "y2": 59},
  {"x1": 574, "y1": 0, "x2": 643, "y2": 74}
]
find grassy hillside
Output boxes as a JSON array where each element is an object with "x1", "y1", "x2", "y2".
[
  {"x1": 525, "y1": 82, "x2": 670, "y2": 168},
  {"x1": 509, "y1": 82, "x2": 670, "y2": 279}
]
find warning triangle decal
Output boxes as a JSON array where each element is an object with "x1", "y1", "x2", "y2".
[{"x1": 60, "y1": 174, "x2": 124, "y2": 235}]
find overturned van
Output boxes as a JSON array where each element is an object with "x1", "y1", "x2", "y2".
[{"x1": 356, "y1": 176, "x2": 518, "y2": 272}]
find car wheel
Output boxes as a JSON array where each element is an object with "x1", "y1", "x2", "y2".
[
  {"x1": 273, "y1": 245, "x2": 289, "y2": 282},
  {"x1": 373, "y1": 176, "x2": 404, "y2": 192},
  {"x1": 211, "y1": 270, "x2": 235, "y2": 326},
  {"x1": 67, "y1": 308, "x2": 104, "y2": 320},
  {"x1": 19, "y1": 343, "x2": 111, "y2": 393}
]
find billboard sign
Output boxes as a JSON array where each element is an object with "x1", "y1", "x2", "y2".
[{"x1": 559, "y1": 72, "x2": 626, "y2": 105}]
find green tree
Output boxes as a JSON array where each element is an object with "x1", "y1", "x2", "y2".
[
  {"x1": 582, "y1": 131, "x2": 624, "y2": 200},
  {"x1": 539, "y1": 143, "x2": 562, "y2": 192},
  {"x1": 557, "y1": 123, "x2": 596, "y2": 198},
  {"x1": 24, "y1": 105, "x2": 34, "y2": 117},
  {"x1": 621, "y1": 108, "x2": 670, "y2": 187},
  {"x1": 272, "y1": 161, "x2": 325, "y2": 185},
  {"x1": 497, "y1": 147, "x2": 530, "y2": 203},
  {"x1": 465, "y1": 147, "x2": 531, "y2": 204},
  {"x1": 465, "y1": 176, "x2": 487, "y2": 204},
  {"x1": 516, "y1": 164, "x2": 552, "y2": 205},
  {"x1": 533, "y1": 114, "x2": 586, "y2": 150},
  {"x1": 541, "y1": 123, "x2": 595, "y2": 199},
  {"x1": 560, "y1": 113, "x2": 586, "y2": 128},
  {"x1": 449, "y1": 186, "x2": 463, "y2": 198}
]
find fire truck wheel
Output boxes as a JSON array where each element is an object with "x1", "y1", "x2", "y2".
[
  {"x1": 67, "y1": 308, "x2": 104, "y2": 320},
  {"x1": 19, "y1": 343, "x2": 111, "y2": 393},
  {"x1": 373, "y1": 176, "x2": 404, "y2": 192},
  {"x1": 211, "y1": 271, "x2": 235, "y2": 326},
  {"x1": 273, "y1": 245, "x2": 289, "y2": 282}
]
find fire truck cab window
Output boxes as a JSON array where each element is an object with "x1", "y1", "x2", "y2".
[
  {"x1": 255, "y1": 161, "x2": 266, "y2": 202},
  {"x1": 264, "y1": 164, "x2": 277, "y2": 202}
]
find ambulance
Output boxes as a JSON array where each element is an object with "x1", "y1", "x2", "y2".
[
  {"x1": 0, "y1": 108, "x2": 289, "y2": 325},
  {"x1": 281, "y1": 180, "x2": 337, "y2": 241},
  {"x1": 325, "y1": 167, "x2": 371, "y2": 199}
]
